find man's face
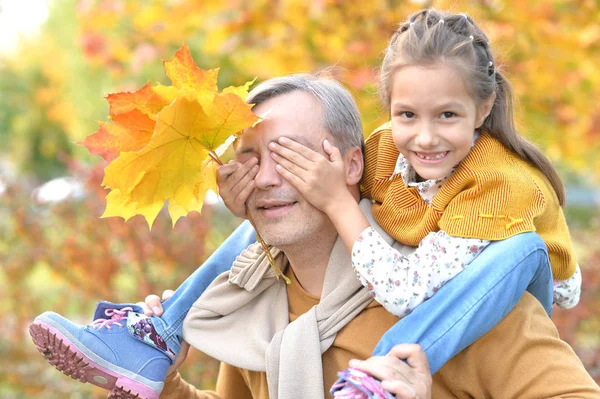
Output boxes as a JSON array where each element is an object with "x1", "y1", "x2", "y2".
[{"x1": 236, "y1": 91, "x2": 337, "y2": 248}]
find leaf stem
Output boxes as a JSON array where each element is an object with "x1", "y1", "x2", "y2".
[
  {"x1": 209, "y1": 151, "x2": 223, "y2": 166},
  {"x1": 210, "y1": 150, "x2": 290, "y2": 284},
  {"x1": 247, "y1": 213, "x2": 291, "y2": 285}
]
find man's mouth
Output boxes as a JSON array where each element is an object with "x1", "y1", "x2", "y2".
[
  {"x1": 255, "y1": 200, "x2": 297, "y2": 218},
  {"x1": 414, "y1": 151, "x2": 449, "y2": 161}
]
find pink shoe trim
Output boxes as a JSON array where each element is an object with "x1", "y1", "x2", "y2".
[{"x1": 29, "y1": 321, "x2": 160, "y2": 399}]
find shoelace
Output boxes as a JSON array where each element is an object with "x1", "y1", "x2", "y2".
[{"x1": 90, "y1": 307, "x2": 133, "y2": 330}]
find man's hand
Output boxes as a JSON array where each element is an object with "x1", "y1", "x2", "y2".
[
  {"x1": 137, "y1": 290, "x2": 190, "y2": 377},
  {"x1": 349, "y1": 344, "x2": 432, "y2": 399},
  {"x1": 268, "y1": 137, "x2": 348, "y2": 215},
  {"x1": 216, "y1": 157, "x2": 259, "y2": 218}
]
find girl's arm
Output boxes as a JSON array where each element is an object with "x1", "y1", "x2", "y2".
[
  {"x1": 270, "y1": 137, "x2": 489, "y2": 316},
  {"x1": 351, "y1": 228, "x2": 489, "y2": 316}
]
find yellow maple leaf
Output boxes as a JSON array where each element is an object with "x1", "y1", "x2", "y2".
[{"x1": 102, "y1": 94, "x2": 259, "y2": 227}]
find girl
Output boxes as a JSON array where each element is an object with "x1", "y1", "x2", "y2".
[
  {"x1": 266, "y1": 8, "x2": 581, "y2": 396},
  {"x1": 29, "y1": 9, "x2": 581, "y2": 399}
]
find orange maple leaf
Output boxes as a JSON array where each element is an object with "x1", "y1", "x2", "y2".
[{"x1": 82, "y1": 109, "x2": 155, "y2": 162}]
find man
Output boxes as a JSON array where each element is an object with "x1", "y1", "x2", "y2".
[{"x1": 153, "y1": 75, "x2": 599, "y2": 398}]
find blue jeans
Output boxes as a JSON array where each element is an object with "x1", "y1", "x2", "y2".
[
  {"x1": 151, "y1": 221, "x2": 552, "y2": 374},
  {"x1": 150, "y1": 220, "x2": 257, "y2": 354},
  {"x1": 372, "y1": 232, "x2": 553, "y2": 373}
]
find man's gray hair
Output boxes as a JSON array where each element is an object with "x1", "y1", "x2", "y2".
[{"x1": 246, "y1": 74, "x2": 364, "y2": 153}]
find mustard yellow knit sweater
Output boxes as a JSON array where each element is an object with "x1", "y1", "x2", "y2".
[{"x1": 360, "y1": 123, "x2": 576, "y2": 280}]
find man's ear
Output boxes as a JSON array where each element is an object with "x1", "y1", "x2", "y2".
[
  {"x1": 344, "y1": 146, "x2": 364, "y2": 186},
  {"x1": 476, "y1": 92, "x2": 496, "y2": 128}
]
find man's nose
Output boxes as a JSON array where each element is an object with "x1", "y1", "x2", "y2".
[
  {"x1": 253, "y1": 154, "x2": 282, "y2": 190},
  {"x1": 414, "y1": 123, "x2": 439, "y2": 149}
]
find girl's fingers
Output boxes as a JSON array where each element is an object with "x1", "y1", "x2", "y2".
[
  {"x1": 235, "y1": 179, "x2": 255, "y2": 204},
  {"x1": 323, "y1": 139, "x2": 343, "y2": 162},
  {"x1": 271, "y1": 152, "x2": 308, "y2": 181},
  {"x1": 230, "y1": 164, "x2": 259, "y2": 197},
  {"x1": 275, "y1": 163, "x2": 305, "y2": 189},
  {"x1": 216, "y1": 161, "x2": 241, "y2": 184},
  {"x1": 277, "y1": 136, "x2": 321, "y2": 161},
  {"x1": 229, "y1": 157, "x2": 258, "y2": 183},
  {"x1": 269, "y1": 142, "x2": 312, "y2": 170}
]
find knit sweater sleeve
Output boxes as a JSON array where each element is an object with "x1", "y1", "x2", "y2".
[{"x1": 351, "y1": 227, "x2": 489, "y2": 317}]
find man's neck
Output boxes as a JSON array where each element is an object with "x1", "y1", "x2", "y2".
[{"x1": 282, "y1": 225, "x2": 338, "y2": 298}]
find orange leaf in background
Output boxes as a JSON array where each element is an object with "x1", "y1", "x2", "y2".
[{"x1": 81, "y1": 109, "x2": 155, "y2": 162}]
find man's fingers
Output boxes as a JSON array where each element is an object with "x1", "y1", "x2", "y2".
[
  {"x1": 136, "y1": 301, "x2": 153, "y2": 316},
  {"x1": 381, "y1": 380, "x2": 417, "y2": 399},
  {"x1": 162, "y1": 289, "x2": 175, "y2": 301},
  {"x1": 167, "y1": 340, "x2": 191, "y2": 377},
  {"x1": 388, "y1": 344, "x2": 430, "y2": 374},
  {"x1": 351, "y1": 356, "x2": 415, "y2": 384},
  {"x1": 145, "y1": 294, "x2": 164, "y2": 316}
]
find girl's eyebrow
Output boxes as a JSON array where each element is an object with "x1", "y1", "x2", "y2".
[{"x1": 436, "y1": 102, "x2": 467, "y2": 110}]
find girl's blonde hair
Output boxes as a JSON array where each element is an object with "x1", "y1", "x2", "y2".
[{"x1": 379, "y1": 9, "x2": 565, "y2": 205}]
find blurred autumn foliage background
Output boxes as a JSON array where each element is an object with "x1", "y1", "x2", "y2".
[{"x1": 1, "y1": 0, "x2": 599, "y2": 397}]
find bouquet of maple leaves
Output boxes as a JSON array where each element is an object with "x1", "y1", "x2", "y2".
[
  {"x1": 82, "y1": 44, "x2": 259, "y2": 228},
  {"x1": 81, "y1": 44, "x2": 287, "y2": 281}
]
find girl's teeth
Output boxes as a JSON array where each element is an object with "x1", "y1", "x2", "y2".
[{"x1": 417, "y1": 152, "x2": 447, "y2": 160}]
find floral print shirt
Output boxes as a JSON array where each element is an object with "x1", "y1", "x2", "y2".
[{"x1": 353, "y1": 145, "x2": 581, "y2": 316}]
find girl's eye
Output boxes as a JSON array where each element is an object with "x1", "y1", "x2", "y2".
[
  {"x1": 441, "y1": 112, "x2": 455, "y2": 119},
  {"x1": 399, "y1": 111, "x2": 415, "y2": 119}
]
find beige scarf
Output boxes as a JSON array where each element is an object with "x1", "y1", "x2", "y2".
[{"x1": 183, "y1": 199, "x2": 402, "y2": 398}]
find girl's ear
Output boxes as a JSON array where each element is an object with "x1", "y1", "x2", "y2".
[
  {"x1": 476, "y1": 92, "x2": 497, "y2": 128},
  {"x1": 345, "y1": 146, "x2": 364, "y2": 186}
]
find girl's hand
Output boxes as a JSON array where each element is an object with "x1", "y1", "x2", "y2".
[
  {"x1": 350, "y1": 344, "x2": 432, "y2": 399},
  {"x1": 216, "y1": 158, "x2": 259, "y2": 218},
  {"x1": 269, "y1": 137, "x2": 349, "y2": 214}
]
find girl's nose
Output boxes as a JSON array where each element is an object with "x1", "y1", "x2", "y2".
[{"x1": 414, "y1": 125, "x2": 439, "y2": 149}]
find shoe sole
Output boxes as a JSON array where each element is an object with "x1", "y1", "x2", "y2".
[{"x1": 30, "y1": 321, "x2": 159, "y2": 399}]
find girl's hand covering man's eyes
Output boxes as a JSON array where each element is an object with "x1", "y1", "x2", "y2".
[
  {"x1": 216, "y1": 157, "x2": 259, "y2": 218},
  {"x1": 269, "y1": 137, "x2": 348, "y2": 215}
]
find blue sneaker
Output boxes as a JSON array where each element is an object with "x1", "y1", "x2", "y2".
[{"x1": 30, "y1": 301, "x2": 174, "y2": 399}]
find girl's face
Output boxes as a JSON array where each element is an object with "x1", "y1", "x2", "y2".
[{"x1": 389, "y1": 62, "x2": 493, "y2": 181}]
